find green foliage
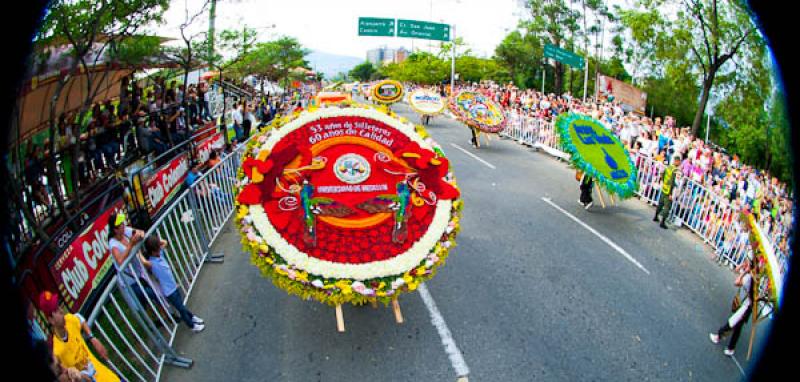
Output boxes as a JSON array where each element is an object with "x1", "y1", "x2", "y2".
[
  {"x1": 640, "y1": 61, "x2": 701, "y2": 126},
  {"x1": 494, "y1": 30, "x2": 543, "y2": 88},
  {"x1": 456, "y1": 56, "x2": 507, "y2": 84},
  {"x1": 612, "y1": 1, "x2": 789, "y2": 182},
  {"x1": 109, "y1": 35, "x2": 165, "y2": 66},
  {"x1": 348, "y1": 61, "x2": 376, "y2": 82},
  {"x1": 330, "y1": 72, "x2": 349, "y2": 82},
  {"x1": 380, "y1": 52, "x2": 448, "y2": 85}
]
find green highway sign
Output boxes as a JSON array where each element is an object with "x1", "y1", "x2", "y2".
[
  {"x1": 358, "y1": 17, "x2": 396, "y2": 37},
  {"x1": 544, "y1": 44, "x2": 584, "y2": 68},
  {"x1": 397, "y1": 19, "x2": 450, "y2": 41}
]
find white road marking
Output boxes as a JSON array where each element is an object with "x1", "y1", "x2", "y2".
[
  {"x1": 449, "y1": 143, "x2": 496, "y2": 170},
  {"x1": 731, "y1": 355, "x2": 746, "y2": 377},
  {"x1": 541, "y1": 197, "x2": 651, "y2": 275},
  {"x1": 418, "y1": 284, "x2": 470, "y2": 378}
]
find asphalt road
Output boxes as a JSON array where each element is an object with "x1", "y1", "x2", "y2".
[{"x1": 162, "y1": 100, "x2": 771, "y2": 381}]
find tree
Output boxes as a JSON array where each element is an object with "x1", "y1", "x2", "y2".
[
  {"x1": 229, "y1": 42, "x2": 281, "y2": 94},
  {"x1": 204, "y1": 26, "x2": 257, "y2": 143},
  {"x1": 681, "y1": 0, "x2": 758, "y2": 136},
  {"x1": 380, "y1": 52, "x2": 448, "y2": 85},
  {"x1": 169, "y1": 0, "x2": 211, "y2": 132},
  {"x1": 494, "y1": 30, "x2": 542, "y2": 88},
  {"x1": 620, "y1": 0, "x2": 758, "y2": 137},
  {"x1": 31, "y1": 0, "x2": 168, "y2": 233},
  {"x1": 268, "y1": 37, "x2": 310, "y2": 92},
  {"x1": 616, "y1": 0, "x2": 789, "y2": 183},
  {"x1": 523, "y1": 0, "x2": 580, "y2": 94},
  {"x1": 349, "y1": 61, "x2": 376, "y2": 82}
]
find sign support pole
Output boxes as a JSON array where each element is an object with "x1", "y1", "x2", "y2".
[
  {"x1": 542, "y1": 63, "x2": 546, "y2": 94},
  {"x1": 583, "y1": 56, "x2": 589, "y2": 103},
  {"x1": 451, "y1": 24, "x2": 456, "y2": 95}
]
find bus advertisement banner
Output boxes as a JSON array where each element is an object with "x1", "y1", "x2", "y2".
[{"x1": 49, "y1": 198, "x2": 126, "y2": 312}]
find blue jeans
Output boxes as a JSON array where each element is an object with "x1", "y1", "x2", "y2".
[
  {"x1": 102, "y1": 142, "x2": 118, "y2": 167},
  {"x1": 130, "y1": 279, "x2": 159, "y2": 310},
  {"x1": 233, "y1": 123, "x2": 243, "y2": 141},
  {"x1": 166, "y1": 289, "x2": 195, "y2": 328}
]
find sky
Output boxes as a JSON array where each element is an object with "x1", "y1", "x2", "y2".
[{"x1": 146, "y1": 0, "x2": 522, "y2": 59}]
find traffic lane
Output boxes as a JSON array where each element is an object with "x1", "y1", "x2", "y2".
[
  {"x1": 416, "y1": 101, "x2": 738, "y2": 324},
  {"x1": 394, "y1": 103, "x2": 745, "y2": 380},
  {"x1": 428, "y1": 158, "x2": 723, "y2": 380},
  {"x1": 162, "y1": 222, "x2": 453, "y2": 382}
]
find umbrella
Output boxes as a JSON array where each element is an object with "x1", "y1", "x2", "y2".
[
  {"x1": 555, "y1": 113, "x2": 638, "y2": 198},
  {"x1": 448, "y1": 90, "x2": 505, "y2": 133}
]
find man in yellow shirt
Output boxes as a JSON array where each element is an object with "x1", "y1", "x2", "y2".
[
  {"x1": 40, "y1": 291, "x2": 123, "y2": 382},
  {"x1": 653, "y1": 156, "x2": 678, "y2": 229}
]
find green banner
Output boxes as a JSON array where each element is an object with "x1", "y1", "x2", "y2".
[
  {"x1": 544, "y1": 44, "x2": 584, "y2": 68},
  {"x1": 358, "y1": 17, "x2": 395, "y2": 37},
  {"x1": 397, "y1": 19, "x2": 450, "y2": 41}
]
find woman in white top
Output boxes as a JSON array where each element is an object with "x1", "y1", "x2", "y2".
[
  {"x1": 637, "y1": 132, "x2": 657, "y2": 157},
  {"x1": 108, "y1": 212, "x2": 158, "y2": 308}
]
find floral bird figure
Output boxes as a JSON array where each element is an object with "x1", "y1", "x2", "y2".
[
  {"x1": 356, "y1": 181, "x2": 411, "y2": 244},
  {"x1": 300, "y1": 180, "x2": 354, "y2": 247}
]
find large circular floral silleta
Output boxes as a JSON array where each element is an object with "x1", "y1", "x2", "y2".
[
  {"x1": 555, "y1": 113, "x2": 638, "y2": 198},
  {"x1": 371, "y1": 80, "x2": 405, "y2": 104},
  {"x1": 235, "y1": 104, "x2": 462, "y2": 306},
  {"x1": 449, "y1": 90, "x2": 506, "y2": 133},
  {"x1": 408, "y1": 89, "x2": 446, "y2": 116}
]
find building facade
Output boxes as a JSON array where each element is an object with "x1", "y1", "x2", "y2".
[{"x1": 366, "y1": 46, "x2": 408, "y2": 66}]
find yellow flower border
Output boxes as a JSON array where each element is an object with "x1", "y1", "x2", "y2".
[
  {"x1": 371, "y1": 80, "x2": 405, "y2": 104},
  {"x1": 745, "y1": 213, "x2": 780, "y2": 308}
]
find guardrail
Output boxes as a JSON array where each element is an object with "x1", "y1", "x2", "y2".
[
  {"x1": 85, "y1": 137, "x2": 248, "y2": 381},
  {"x1": 501, "y1": 110, "x2": 790, "y2": 276}
]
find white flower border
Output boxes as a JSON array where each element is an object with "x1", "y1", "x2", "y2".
[
  {"x1": 250, "y1": 201, "x2": 452, "y2": 280},
  {"x1": 250, "y1": 106, "x2": 453, "y2": 280}
]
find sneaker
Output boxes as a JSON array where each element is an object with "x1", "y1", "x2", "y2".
[
  {"x1": 191, "y1": 323, "x2": 205, "y2": 333},
  {"x1": 584, "y1": 201, "x2": 593, "y2": 210},
  {"x1": 660, "y1": 223, "x2": 668, "y2": 229},
  {"x1": 652, "y1": 216, "x2": 659, "y2": 222},
  {"x1": 192, "y1": 316, "x2": 205, "y2": 324},
  {"x1": 579, "y1": 199, "x2": 584, "y2": 206},
  {"x1": 723, "y1": 348, "x2": 735, "y2": 356},
  {"x1": 709, "y1": 333, "x2": 720, "y2": 344}
]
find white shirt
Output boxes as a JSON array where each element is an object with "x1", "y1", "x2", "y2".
[
  {"x1": 110, "y1": 227, "x2": 146, "y2": 286},
  {"x1": 232, "y1": 108, "x2": 243, "y2": 125}
]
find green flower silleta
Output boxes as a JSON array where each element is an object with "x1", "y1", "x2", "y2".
[{"x1": 555, "y1": 113, "x2": 638, "y2": 199}]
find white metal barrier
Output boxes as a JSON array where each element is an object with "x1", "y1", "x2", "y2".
[
  {"x1": 501, "y1": 111, "x2": 568, "y2": 159},
  {"x1": 86, "y1": 141, "x2": 247, "y2": 381},
  {"x1": 501, "y1": 111, "x2": 789, "y2": 274}
]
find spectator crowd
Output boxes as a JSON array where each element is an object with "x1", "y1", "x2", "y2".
[
  {"x1": 18, "y1": 75, "x2": 298, "y2": 230},
  {"x1": 454, "y1": 81, "x2": 793, "y2": 265}
]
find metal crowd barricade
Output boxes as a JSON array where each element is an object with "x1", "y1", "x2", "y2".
[
  {"x1": 632, "y1": 154, "x2": 665, "y2": 206},
  {"x1": 86, "y1": 139, "x2": 249, "y2": 381},
  {"x1": 498, "y1": 112, "x2": 771, "y2": 271},
  {"x1": 502, "y1": 111, "x2": 567, "y2": 158},
  {"x1": 665, "y1": 176, "x2": 751, "y2": 267}
]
